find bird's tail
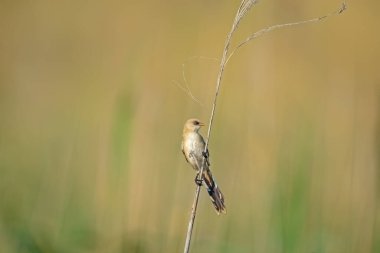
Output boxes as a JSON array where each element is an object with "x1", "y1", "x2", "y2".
[{"x1": 203, "y1": 169, "x2": 226, "y2": 215}]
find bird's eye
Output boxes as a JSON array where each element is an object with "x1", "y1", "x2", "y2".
[{"x1": 194, "y1": 121, "x2": 199, "y2": 125}]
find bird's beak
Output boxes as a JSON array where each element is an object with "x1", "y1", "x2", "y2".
[{"x1": 199, "y1": 122, "x2": 205, "y2": 126}]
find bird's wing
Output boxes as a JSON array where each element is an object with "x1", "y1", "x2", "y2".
[
  {"x1": 199, "y1": 135, "x2": 210, "y2": 166},
  {"x1": 181, "y1": 141, "x2": 189, "y2": 163},
  {"x1": 204, "y1": 148, "x2": 210, "y2": 166}
]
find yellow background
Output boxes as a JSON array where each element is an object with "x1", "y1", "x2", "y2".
[{"x1": 0, "y1": 0, "x2": 379, "y2": 252}]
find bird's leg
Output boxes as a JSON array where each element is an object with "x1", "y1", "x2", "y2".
[{"x1": 194, "y1": 173, "x2": 203, "y2": 186}]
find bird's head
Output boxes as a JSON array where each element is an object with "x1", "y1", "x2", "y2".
[{"x1": 184, "y1": 118, "x2": 205, "y2": 133}]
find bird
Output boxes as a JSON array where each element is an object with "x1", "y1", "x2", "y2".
[{"x1": 181, "y1": 118, "x2": 226, "y2": 214}]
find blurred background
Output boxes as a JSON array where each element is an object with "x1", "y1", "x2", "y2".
[{"x1": 0, "y1": 0, "x2": 379, "y2": 252}]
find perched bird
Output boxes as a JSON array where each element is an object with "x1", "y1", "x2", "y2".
[{"x1": 181, "y1": 118, "x2": 226, "y2": 214}]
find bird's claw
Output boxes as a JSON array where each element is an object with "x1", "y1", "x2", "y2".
[
  {"x1": 202, "y1": 151, "x2": 210, "y2": 166},
  {"x1": 194, "y1": 174, "x2": 203, "y2": 186}
]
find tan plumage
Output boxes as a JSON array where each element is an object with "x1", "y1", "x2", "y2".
[{"x1": 181, "y1": 118, "x2": 226, "y2": 215}]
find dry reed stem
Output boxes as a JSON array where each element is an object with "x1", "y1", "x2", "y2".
[
  {"x1": 226, "y1": 2, "x2": 347, "y2": 64},
  {"x1": 173, "y1": 79, "x2": 203, "y2": 106},
  {"x1": 173, "y1": 56, "x2": 219, "y2": 107},
  {"x1": 183, "y1": 2, "x2": 346, "y2": 253}
]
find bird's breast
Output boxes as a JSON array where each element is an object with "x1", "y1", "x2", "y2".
[
  {"x1": 183, "y1": 133, "x2": 195, "y2": 154},
  {"x1": 183, "y1": 132, "x2": 205, "y2": 170}
]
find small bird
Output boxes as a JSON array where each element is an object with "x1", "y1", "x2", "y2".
[{"x1": 181, "y1": 118, "x2": 226, "y2": 214}]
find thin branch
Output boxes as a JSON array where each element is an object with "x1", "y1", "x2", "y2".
[
  {"x1": 183, "y1": 2, "x2": 346, "y2": 253},
  {"x1": 183, "y1": 152, "x2": 204, "y2": 253},
  {"x1": 204, "y1": 0, "x2": 259, "y2": 147},
  {"x1": 172, "y1": 80, "x2": 203, "y2": 106},
  {"x1": 174, "y1": 56, "x2": 220, "y2": 107},
  {"x1": 226, "y1": 2, "x2": 347, "y2": 64},
  {"x1": 183, "y1": 2, "x2": 259, "y2": 253}
]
